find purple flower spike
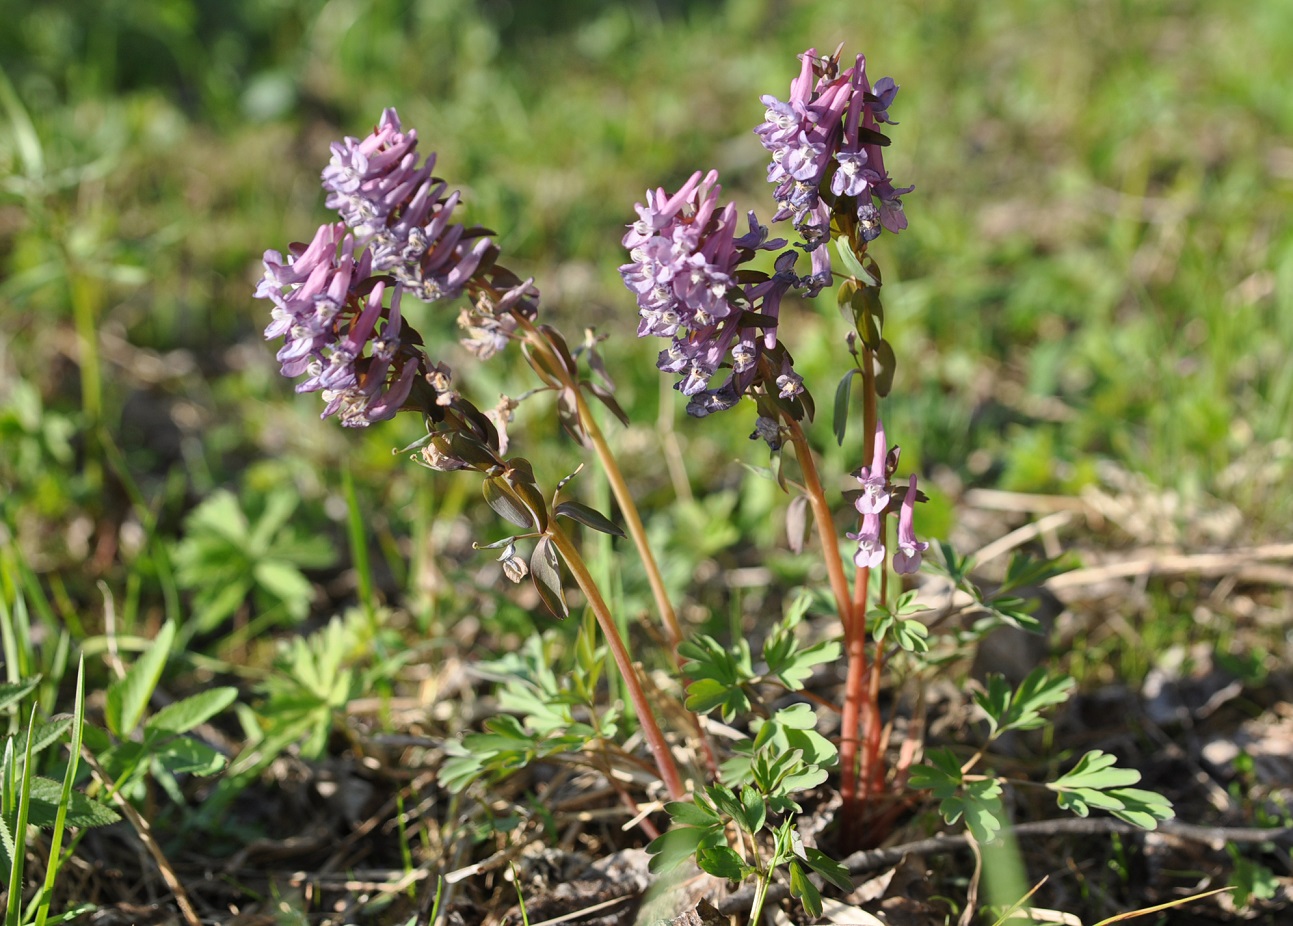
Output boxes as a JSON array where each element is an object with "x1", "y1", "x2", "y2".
[
  {"x1": 893, "y1": 474, "x2": 929, "y2": 575},
  {"x1": 854, "y1": 419, "x2": 890, "y2": 515},
  {"x1": 620, "y1": 170, "x2": 803, "y2": 417},
  {"x1": 756, "y1": 48, "x2": 912, "y2": 247}
]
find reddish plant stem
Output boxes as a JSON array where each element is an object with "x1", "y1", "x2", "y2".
[
  {"x1": 839, "y1": 566, "x2": 869, "y2": 848},
  {"x1": 844, "y1": 346, "x2": 884, "y2": 845},
  {"x1": 782, "y1": 417, "x2": 855, "y2": 630},
  {"x1": 548, "y1": 523, "x2": 686, "y2": 801},
  {"x1": 865, "y1": 566, "x2": 890, "y2": 797},
  {"x1": 510, "y1": 313, "x2": 720, "y2": 777},
  {"x1": 782, "y1": 412, "x2": 876, "y2": 849},
  {"x1": 511, "y1": 313, "x2": 686, "y2": 655}
]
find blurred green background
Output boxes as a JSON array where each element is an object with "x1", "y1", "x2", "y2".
[{"x1": 2, "y1": 0, "x2": 1290, "y2": 668}]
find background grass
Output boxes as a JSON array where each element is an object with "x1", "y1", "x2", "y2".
[{"x1": 1, "y1": 0, "x2": 1291, "y2": 918}]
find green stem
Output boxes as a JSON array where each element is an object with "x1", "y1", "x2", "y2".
[
  {"x1": 514, "y1": 315, "x2": 685, "y2": 654},
  {"x1": 548, "y1": 523, "x2": 686, "y2": 800}
]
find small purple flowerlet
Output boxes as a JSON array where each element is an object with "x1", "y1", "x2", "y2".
[
  {"x1": 854, "y1": 419, "x2": 891, "y2": 516},
  {"x1": 892, "y1": 474, "x2": 929, "y2": 575},
  {"x1": 849, "y1": 512, "x2": 885, "y2": 569}
]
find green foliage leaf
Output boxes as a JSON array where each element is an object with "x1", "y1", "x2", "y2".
[
  {"x1": 914, "y1": 752, "x2": 1005, "y2": 844},
  {"x1": 739, "y1": 785, "x2": 766, "y2": 835},
  {"x1": 788, "y1": 860, "x2": 823, "y2": 918},
  {"x1": 252, "y1": 560, "x2": 313, "y2": 619},
  {"x1": 696, "y1": 845, "x2": 745, "y2": 881},
  {"x1": 145, "y1": 687, "x2": 239, "y2": 738},
  {"x1": 975, "y1": 669, "x2": 1074, "y2": 738},
  {"x1": 26, "y1": 778, "x2": 120, "y2": 829},
  {"x1": 763, "y1": 630, "x2": 841, "y2": 691},
  {"x1": 680, "y1": 635, "x2": 753, "y2": 721},
  {"x1": 801, "y1": 846, "x2": 853, "y2": 892},
  {"x1": 833, "y1": 368, "x2": 859, "y2": 446},
  {"x1": 951, "y1": 778, "x2": 1006, "y2": 844},
  {"x1": 553, "y1": 501, "x2": 625, "y2": 537},
  {"x1": 105, "y1": 620, "x2": 175, "y2": 737},
  {"x1": 833, "y1": 237, "x2": 870, "y2": 283},
  {"x1": 1000, "y1": 551, "x2": 1074, "y2": 594},
  {"x1": 874, "y1": 338, "x2": 896, "y2": 397},
  {"x1": 0, "y1": 678, "x2": 39, "y2": 714},
  {"x1": 646, "y1": 824, "x2": 715, "y2": 875},
  {"x1": 1050, "y1": 751, "x2": 1174, "y2": 828},
  {"x1": 663, "y1": 800, "x2": 720, "y2": 828},
  {"x1": 585, "y1": 381, "x2": 631, "y2": 427},
  {"x1": 152, "y1": 738, "x2": 227, "y2": 777}
]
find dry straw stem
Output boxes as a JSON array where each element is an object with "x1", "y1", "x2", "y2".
[{"x1": 81, "y1": 750, "x2": 202, "y2": 926}]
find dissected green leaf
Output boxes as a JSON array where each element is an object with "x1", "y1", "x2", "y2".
[
  {"x1": 909, "y1": 748, "x2": 963, "y2": 795},
  {"x1": 977, "y1": 669, "x2": 1075, "y2": 738},
  {"x1": 1051, "y1": 750, "x2": 1141, "y2": 790}
]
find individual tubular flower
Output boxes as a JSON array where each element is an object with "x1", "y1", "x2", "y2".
[
  {"x1": 853, "y1": 419, "x2": 891, "y2": 516},
  {"x1": 849, "y1": 512, "x2": 885, "y2": 569},
  {"x1": 621, "y1": 171, "x2": 810, "y2": 418},
  {"x1": 755, "y1": 46, "x2": 913, "y2": 264},
  {"x1": 892, "y1": 475, "x2": 929, "y2": 575}
]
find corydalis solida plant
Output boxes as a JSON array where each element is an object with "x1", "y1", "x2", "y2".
[{"x1": 622, "y1": 46, "x2": 929, "y2": 848}]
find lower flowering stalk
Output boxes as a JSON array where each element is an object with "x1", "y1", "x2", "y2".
[{"x1": 257, "y1": 107, "x2": 692, "y2": 801}]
